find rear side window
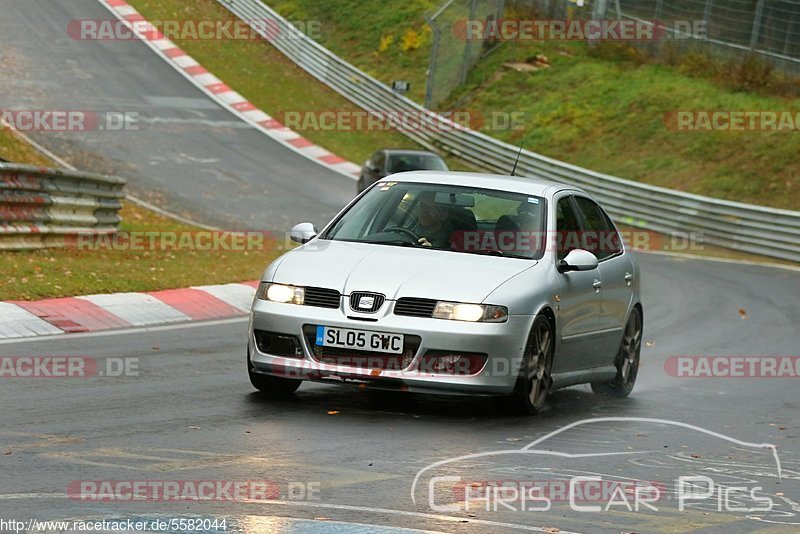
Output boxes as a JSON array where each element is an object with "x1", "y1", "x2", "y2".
[{"x1": 573, "y1": 196, "x2": 622, "y2": 260}]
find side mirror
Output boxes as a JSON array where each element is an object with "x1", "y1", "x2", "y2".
[
  {"x1": 290, "y1": 222, "x2": 317, "y2": 244},
  {"x1": 557, "y1": 249, "x2": 598, "y2": 273}
]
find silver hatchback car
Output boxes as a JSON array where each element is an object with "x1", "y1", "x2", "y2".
[{"x1": 248, "y1": 171, "x2": 643, "y2": 414}]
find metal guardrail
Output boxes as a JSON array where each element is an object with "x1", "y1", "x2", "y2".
[
  {"x1": 218, "y1": 0, "x2": 800, "y2": 262},
  {"x1": 0, "y1": 163, "x2": 126, "y2": 250}
]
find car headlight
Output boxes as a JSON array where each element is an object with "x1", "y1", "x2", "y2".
[
  {"x1": 432, "y1": 301, "x2": 508, "y2": 323},
  {"x1": 256, "y1": 282, "x2": 305, "y2": 305}
]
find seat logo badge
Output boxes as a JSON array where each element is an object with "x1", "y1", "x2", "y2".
[{"x1": 350, "y1": 292, "x2": 384, "y2": 313}]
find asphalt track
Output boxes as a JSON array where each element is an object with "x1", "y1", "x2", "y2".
[{"x1": 1, "y1": 1, "x2": 799, "y2": 532}]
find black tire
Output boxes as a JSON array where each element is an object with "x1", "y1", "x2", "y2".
[
  {"x1": 591, "y1": 306, "x2": 643, "y2": 398},
  {"x1": 510, "y1": 314, "x2": 555, "y2": 415},
  {"x1": 247, "y1": 351, "x2": 302, "y2": 394}
]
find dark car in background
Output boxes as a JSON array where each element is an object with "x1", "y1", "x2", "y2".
[{"x1": 357, "y1": 149, "x2": 448, "y2": 192}]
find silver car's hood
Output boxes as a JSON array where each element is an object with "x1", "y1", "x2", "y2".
[{"x1": 271, "y1": 240, "x2": 537, "y2": 303}]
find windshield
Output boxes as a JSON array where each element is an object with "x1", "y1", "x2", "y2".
[
  {"x1": 322, "y1": 181, "x2": 546, "y2": 259},
  {"x1": 386, "y1": 154, "x2": 448, "y2": 173}
]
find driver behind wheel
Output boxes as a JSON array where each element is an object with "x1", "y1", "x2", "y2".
[{"x1": 414, "y1": 191, "x2": 454, "y2": 249}]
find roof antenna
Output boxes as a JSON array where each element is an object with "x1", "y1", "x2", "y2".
[{"x1": 510, "y1": 133, "x2": 527, "y2": 176}]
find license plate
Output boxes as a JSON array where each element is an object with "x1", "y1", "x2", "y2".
[{"x1": 315, "y1": 326, "x2": 404, "y2": 354}]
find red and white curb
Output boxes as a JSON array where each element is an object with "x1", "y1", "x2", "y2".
[
  {"x1": 0, "y1": 282, "x2": 257, "y2": 340},
  {"x1": 97, "y1": 0, "x2": 361, "y2": 179}
]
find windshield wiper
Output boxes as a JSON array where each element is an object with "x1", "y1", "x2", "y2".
[
  {"x1": 373, "y1": 240, "x2": 421, "y2": 248},
  {"x1": 461, "y1": 249, "x2": 505, "y2": 256}
]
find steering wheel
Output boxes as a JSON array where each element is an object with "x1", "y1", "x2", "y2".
[{"x1": 384, "y1": 226, "x2": 420, "y2": 242}]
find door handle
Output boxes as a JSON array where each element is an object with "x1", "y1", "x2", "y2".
[
  {"x1": 592, "y1": 279, "x2": 602, "y2": 292},
  {"x1": 625, "y1": 272, "x2": 633, "y2": 286}
]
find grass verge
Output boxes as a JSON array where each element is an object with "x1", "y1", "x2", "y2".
[{"x1": 0, "y1": 127, "x2": 54, "y2": 166}]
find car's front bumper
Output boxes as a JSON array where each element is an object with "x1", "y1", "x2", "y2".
[{"x1": 248, "y1": 299, "x2": 532, "y2": 396}]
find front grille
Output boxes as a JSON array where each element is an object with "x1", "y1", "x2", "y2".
[
  {"x1": 303, "y1": 287, "x2": 341, "y2": 309},
  {"x1": 394, "y1": 297, "x2": 437, "y2": 317},
  {"x1": 254, "y1": 330, "x2": 303, "y2": 358},
  {"x1": 303, "y1": 326, "x2": 421, "y2": 371},
  {"x1": 349, "y1": 292, "x2": 385, "y2": 313}
]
